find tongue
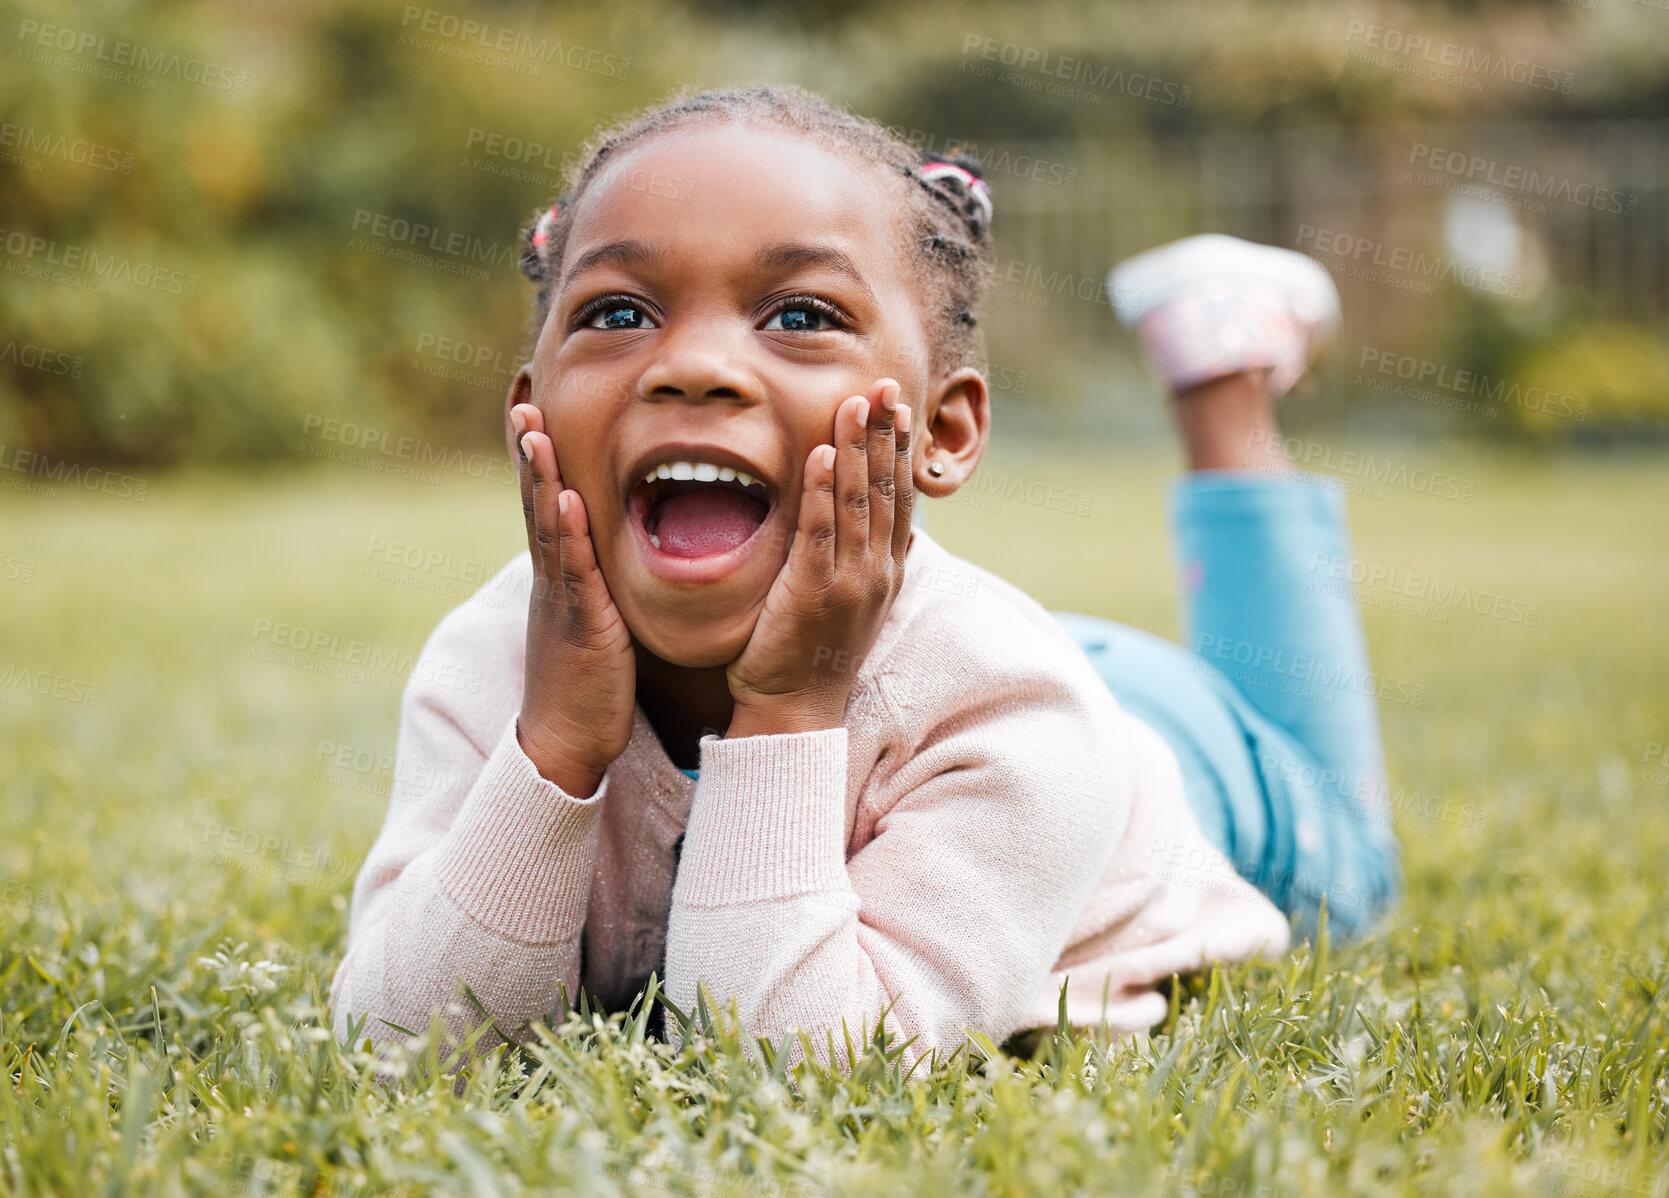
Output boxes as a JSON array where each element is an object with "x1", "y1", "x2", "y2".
[{"x1": 653, "y1": 488, "x2": 767, "y2": 558}]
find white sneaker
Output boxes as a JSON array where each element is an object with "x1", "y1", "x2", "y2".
[{"x1": 1108, "y1": 234, "x2": 1340, "y2": 397}]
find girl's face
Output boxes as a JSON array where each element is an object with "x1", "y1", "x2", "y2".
[{"x1": 519, "y1": 124, "x2": 953, "y2": 668}]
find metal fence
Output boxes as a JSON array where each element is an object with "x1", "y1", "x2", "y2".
[{"x1": 977, "y1": 120, "x2": 1669, "y2": 436}]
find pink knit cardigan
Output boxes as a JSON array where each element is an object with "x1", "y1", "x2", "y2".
[{"x1": 330, "y1": 529, "x2": 1289, "y2": 1063}]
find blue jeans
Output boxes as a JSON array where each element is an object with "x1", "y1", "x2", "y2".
[{"x1": 1054, "y1": 472, "x2": 1403, "y2": 938}]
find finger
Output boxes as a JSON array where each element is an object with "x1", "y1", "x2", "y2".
[
  {"x1": 866, "y1": 379, "x2": 900, "y2": 559},
  {"x1": 890, "y1": 401, "x2": 914, "y2": 568},
  {"x1": 834, "y1": 393, "x2": 870, "y2": 570},
  {"x1": 510, "y1": 401, "x2": 545, "y2": 441},
  {"x1": 551, "y1": 487, "x2": 616, "y2": 634},
  {"x1": 520, "y1": 428, "x2": 566, "y2": 604},
  {"x1": 513, "y1": 405, "x2": 546, "y2": 566},
  {"x1": 787, "y1": 443, "x2": 838, "y2": 584}
]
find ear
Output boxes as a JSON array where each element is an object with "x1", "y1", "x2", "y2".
[
  {"x1": 913, "y1": 366, "x2": 989, "y2": 498},
  {"x1": 504, "y1": 364, "x2": 534, "y2": 464}
]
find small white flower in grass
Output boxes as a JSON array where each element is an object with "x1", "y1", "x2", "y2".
[{"x1": 196, "y1": 939, "x2": 287, "y2": 996}]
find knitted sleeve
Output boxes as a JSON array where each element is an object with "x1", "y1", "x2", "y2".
[
  {"x1": 329, "y1": 590, "x2": 605, "y2": 1058},
  {"x1": 662, "y1": 678, "x2": 1131, "y2": 1066}
]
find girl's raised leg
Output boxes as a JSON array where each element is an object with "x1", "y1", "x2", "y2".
[{"x1": 1057, "y1": 235, "x2": 1402, "y2": 936}]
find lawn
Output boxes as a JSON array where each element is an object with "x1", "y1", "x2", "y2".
[{"x1": 2, "y1": 443, "x2": 1667, "y2": 1196}]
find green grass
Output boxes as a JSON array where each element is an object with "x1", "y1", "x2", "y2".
[{"x1": 2, "y1": 445, "x2": 1667, "y2": 1196}]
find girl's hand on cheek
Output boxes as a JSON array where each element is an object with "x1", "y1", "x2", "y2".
[
  {"x1": 726, "y1": 379, "x2": 912, "y2": 738},
  {"x1": 512, "y1": 402, "x2": 637, "y2": 795}
]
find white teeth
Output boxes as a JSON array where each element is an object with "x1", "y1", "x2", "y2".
[
  {"x1": 640, "y1": 460, "x2": 769, "y2": 491},
  {"x1": 649, "y1": 533, "x2": 661, "y2": 549}
]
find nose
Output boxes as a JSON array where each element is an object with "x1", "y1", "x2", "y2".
[{"x1": 636, "y1": 317, "x2": 761, "y2": 406}]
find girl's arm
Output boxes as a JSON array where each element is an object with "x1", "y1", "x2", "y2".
[
  {"x1": 333, "y1": 397, "x2": 640, "y2": 1061},
  {"x1": 663, "y1": 677, "x2": 1126, "y2": 1064},
  {"x1": 664, "y1": 682, "x2": 1287, "y2": 1065},
  {"x1": 329, "y1": 578, "x2": 607, "y2": 1058}
]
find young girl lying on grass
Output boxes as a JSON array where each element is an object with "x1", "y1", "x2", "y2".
[{"x1": 331, "y1": 85, "x2": 1401, "y2": 1064}]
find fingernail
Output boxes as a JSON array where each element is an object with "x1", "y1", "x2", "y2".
[
  {"x1": 558, "y1": 491, "x2": 570, "y2": 516},
  {"x1": 853, "y1": 397, "x2": 868, "y2": 429},
  {"x1": 520, "y1": 433, "x2": 534, "y2": 462},
  {"x1": 819, "y1": 445, "x2": 837, "y2": 470},
  {"x1": 510, "y1": 407, "x2": 527, "y2": 436},
  {"x1": 897, "y1": 404, "x2": 912, "y2": 434},
  {"x1": 880, "y1": 380, "x2": 900, "y2": 411}
]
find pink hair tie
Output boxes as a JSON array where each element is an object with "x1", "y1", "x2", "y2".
[
  {"x1": 531, "y1": 202, "x2": 562, "y2": 249},
  {"x1": 919, "y1": 161, "x2": 993, "y2": 224}
]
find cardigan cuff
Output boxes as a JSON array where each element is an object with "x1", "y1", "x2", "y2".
[
  {"x1": 673, "y1": 727, "x2": 850, "y2": 908},
  {"x1": 433, "y1": 712, "x2": 606, "y2": 944}
]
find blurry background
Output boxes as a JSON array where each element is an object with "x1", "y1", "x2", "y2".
[
  {"x1": 5, "y1": 0, "x2": 1669, "y2": 469},
  {"x1": 3, "y1": 7, "x2": 1668, "y2": 1190}
]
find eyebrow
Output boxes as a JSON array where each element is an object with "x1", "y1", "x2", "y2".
[
  {"x1": 560, "y1": 240, "x2": 663, "y2": 290},
  {"x1": 755, "y1": 243, "x2": 876, "y2": 304},
  {"x1": 559, "y1": 239, "x2": 878, "y2": 304}
]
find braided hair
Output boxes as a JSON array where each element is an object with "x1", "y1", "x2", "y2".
[{"x1": 518, "y1": 85, "x2": 995, "y2": 376}]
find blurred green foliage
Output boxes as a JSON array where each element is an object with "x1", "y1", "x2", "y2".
[{"x1": 2, "y1": 0, "x2": 1667, "y2": 466}]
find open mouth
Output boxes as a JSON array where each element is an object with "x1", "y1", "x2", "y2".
[{"x1": 627, "y1": 460, "x2": 775, "y2": 560}]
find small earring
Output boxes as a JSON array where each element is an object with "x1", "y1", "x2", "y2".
[{"x1": 927, "y1": 460, "x2": 946, "y2": 477}]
